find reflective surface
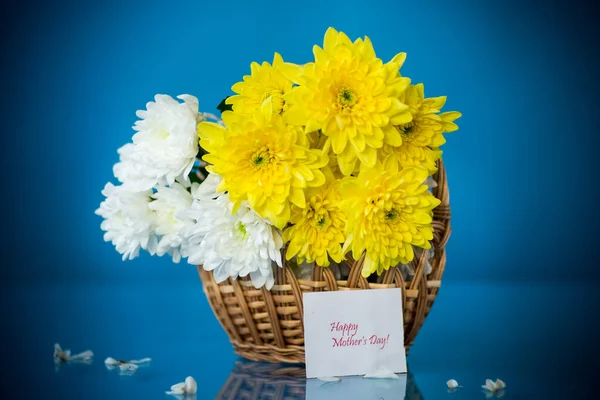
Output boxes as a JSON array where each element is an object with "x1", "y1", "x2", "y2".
[
  {"x1": 217, "y1": 360, "x2": 422, "y2": 399},
  {"x1": 3, "y1": 276, "x2": 597, "y2": 398}
]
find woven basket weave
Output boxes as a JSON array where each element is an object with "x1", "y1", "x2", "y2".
[{"x1": 199, "y1": 160, "x2": 451, "y2": 364}]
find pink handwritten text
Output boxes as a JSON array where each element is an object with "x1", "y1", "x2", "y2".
[
  {"x1": 330, "y1": 321, "x2": 359, "y2": 337},
  {"x1": 369, "y1": 334, "x2": 390, "y2": 349},
  {"x1": 332, "y1": 335, "x2": 366, "y2": 347}
]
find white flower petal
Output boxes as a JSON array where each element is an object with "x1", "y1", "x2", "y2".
[
  {"x1": 167, "y1": 383, "x2": 185, "y2": 394},
  {"x1": 150, "y1": 182, "x2": 195, "y2": 262},
  {"x1": 317, "y1": 376, "x2": 341, "y2": 382},
  {"x1": 495, "y1": 379, "x2": 506, "y2": 389},
  {"x1": 53, "y1": 344, "x2": 93, "y2": 364},
  {"x1": 184, "y1": 376, "x2": 197, "y2": 394},
  {"x1": 118, "y1": 363, "x2": 138, "y2": 372},
  {"x1": 70, "y1": 350, "x2": 93, "y2": 360},
  {"x1": 166, "y1": 377, "x2": 196, "y2": 395},
  {"x1": 482, "y1": 379, "x2": 497, "y2": 391},
  {"x1": 96, "y1": 182, "x2": 157, "y2": 260},
  {"x1": 129, "y1": 358, "x2": 152, "y2": 364},
  {"x1": 446, "y1": 379, "x2": 459, "y2": 389},
  {"x1": 363, "y1": 367, "x2": 399, "y2": 379}
]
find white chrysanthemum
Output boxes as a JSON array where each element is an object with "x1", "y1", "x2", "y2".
[
  {"x1": 113, "y1": 94, "x2": 202, "y2": 191},
  {"x1": 95, "y1": 182, "x2": 157, "y2": 260},
  {"x1": 185, "y1": 174, "x2": 283, "y2": 289},
  {"x1": 149, "y1": 182, "x2": 197, "y2": 263}
]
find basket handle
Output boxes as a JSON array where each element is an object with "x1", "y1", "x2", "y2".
[{"x1": 346, "y1": 252, "x2": 369, "y2": 289}]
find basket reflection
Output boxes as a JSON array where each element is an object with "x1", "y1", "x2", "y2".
[{"x1": 216, "y1": 360, "x2": 424, "y2": 400}]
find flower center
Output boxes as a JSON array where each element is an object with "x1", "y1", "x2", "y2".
[
  {"x1": 251, "y1": 147, "x2": 275, "y2": 168},
  {"x1": 317, "y1": 216, "x2": 327, "y2": 228},
  {"x1": 311, "y1": 208, "x2": 330, "y2": 230},
  {"x1": 337, "y1": 87, "x2": 357, "y2": 108},
  {"x1": 235, "y1": 222, "x2": 247, "y2": 238},
  {"x1": 253, "y1": 155, "x2": 265, "y2": 167},
  {"x1": 158, "y1": 128, "x2": 171, "y2": 139},
  {"x1": 384, "y1": 209, "x2": 400, "y2": 223},
  {"x1": 399, "y1": 122, "x2": 414, "y2": 137},
  {"x1": 261, "y1": 88, "x2": 285, "y2": 114}
]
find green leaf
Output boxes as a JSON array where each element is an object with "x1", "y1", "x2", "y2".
[{"x1": 217, "y1": 97, "x2": 233, "y2": 113}]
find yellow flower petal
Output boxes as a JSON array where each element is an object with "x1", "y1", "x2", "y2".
[
  {"x1": 331, "y1": 130, "x2": 348, "y2": 154},
  {"x1": 270, "y1": 206, "x2": 291, "y2": 230},
  {"x1": 382, "y1": 124, "x2": 402, "y2": 146},
  {"x1": 305, "y1": 118, "x2": 322, "y2": 134},
  {"x1": 350, "y1": 130, "x2": 366, "y2": 152},
  {"x1": 355, "y1": 145, "x2": 376, "y2": 167},
  {"x1": 197, "y1": 121, "x2": 226, "y2": 141},
  {"x1": 289, "y1": 187, "x2": 306, "y2": 208},
  {"x1": 390, "y1": 52, "x2": 407, "y2": 68},
  {"x1": 323, "y1": 27, "x2": 339, "y2": 51},
  {"x1": 285, "y1": 105, "x2": 309, "y2": 126}
]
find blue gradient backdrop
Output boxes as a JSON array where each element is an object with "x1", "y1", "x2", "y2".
[{"x1": 2, "y1": 0, "x2": 599, "y2": 398}]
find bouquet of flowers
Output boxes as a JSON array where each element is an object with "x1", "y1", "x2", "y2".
[{"x1": 96, "y1": 27, "x2": 461, "y2": 290}]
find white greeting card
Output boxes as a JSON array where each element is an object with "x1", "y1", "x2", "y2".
[{"x1": 303, "y1": 288, "x2": 407, "y2": 378}]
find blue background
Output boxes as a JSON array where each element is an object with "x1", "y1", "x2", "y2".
[{"x1": 2, "y1": 0, "x2": 599, "y2": 398}]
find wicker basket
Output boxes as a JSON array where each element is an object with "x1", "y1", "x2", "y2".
[
  {"x1": 215, "y1": 360, "x2": 424, "y2": 400},
  {"x1": 199, "y1": 160, "x2": 451, "y2": 364}
]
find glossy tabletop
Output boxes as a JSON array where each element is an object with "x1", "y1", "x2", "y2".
[{"x1": 3, "y1": 276, "x2": 597, "y2": 399}]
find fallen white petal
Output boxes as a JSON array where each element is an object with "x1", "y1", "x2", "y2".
[
  {"x1": 495, "y1": 379, "x2": 506, "y2": 390},
  {"x1": 166, "y1": 382, "x2": 186, "y2": 395},
  {"x1": 118, "y1": 363, "x2": 138, "y2": 372},
  {"x1": 105, "y1": 356, "x2": 151, "y2": 371},
  {"x1": 363, "y1": 367, "x2": 399, "y2": 379},
  {"x1": 482, "y1": 379, "x2": 498, "y2": 391},
  {"x1": 166, "y1": 377, "x2": 197, "y2": 395},
  {"x1": 317, "y1": 376, "x2": 341, "y2": 382},
  {"x1": 70, "y1": 350, "x2": 94, "y2": 361},
  {"x1": 129, "y1": 358, "x2": 152, "y2": 364},
  {"x1": 447, "y1": 379, "x2": 459, "y2": 389},
  {"x1": 53, "y1": 343, "x2": 93, "y2": 363},
  {"x1": 184, "y1": 376, "x2": 197, "y2": 394}
]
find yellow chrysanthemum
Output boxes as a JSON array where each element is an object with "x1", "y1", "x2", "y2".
[
  {"x1": 305, "y1": 130, "x2": 348, "y2": 179},
  {"x1": 339, "y1": 157, "x2": 441, "y2": 277},
  {"x1": 226, "y1": 52, "x2": 301, "y2": 116},
  {"x1": 284, "y1": 27, "x2": 412, "y2": 176},
  {"x1": 381, "y1": 83, "x2": 461, "y2": 174},
  {"x1": 197, "y1": 103, "x2": 328, "y2": 229},
  {"x1": 283, "y1": 170, "x2": 346, "y2": 267}
]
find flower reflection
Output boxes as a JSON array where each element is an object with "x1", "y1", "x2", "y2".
[{"x1": 215, "y1": 360, "x2": 424, "y2": 400}]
